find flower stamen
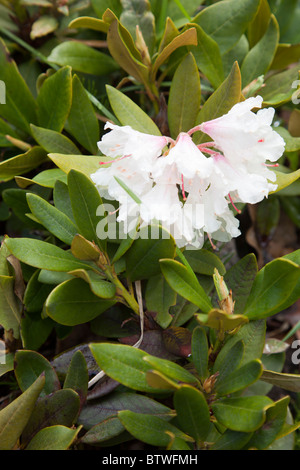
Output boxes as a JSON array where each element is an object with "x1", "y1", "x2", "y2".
[
  {"x1": 181, "y1": 174, "x2": 187, "y2": 201},
  {"x1": 99, "y1": 154, "x2": 131, "y2": 165},
  {"x1": 228, "y1": 193, "x2": 241, "y2": 214}
]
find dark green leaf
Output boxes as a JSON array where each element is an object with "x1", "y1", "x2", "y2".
[
  {"x1": 212, "y1": 396, "x2": 272, "y2": 432},
  {"x1": 68, "y1": 75, "x2": 99, "y2": 154},
  {"x1": 68, "y1": 169, "x2": 106, "y2": 251},
  {"x1": 37, "y1": 66, "x2": 72, "y2": 132},
  {"x1": 45, "y1": 278, "x2": 115, "y2": 326},
  {"x1": 244, "y1": 258, "x2": 300, "y2": 320},
  {"x1": 78, "y1": 391, "x2": 174, "y2": 430},
  {"x1": 174, "y1": 385, "x2": 211, "y2": 443},
  {"x1": 21, "y1": 388, "x2": 81, "y2": 445},
  {"x1": 191, "y1": 326, "x2": 208, "y2": 380},
  {"x1": 193, "y1": 0, "x2": 260, "y2": 54},
  {"x1": 14, "y1": 350, "x2": 60, "y2": 397},
  {"x1": 160, "y1": 259, "x2": 212, "y2": 313},
  {"x1": 63, "y1": 350, "x2": 88, "y2": 407},
  {"x1": 118, "y1": 410, "x2": 194, "y2": 447},
  {"x1": 106, "y1": 85, "x2": 161, "y2": 135},
  {"x1": 190, "y1": 23, "x2": 224, "y2": 89},
  {"x1": 215, "y1": 359, "x2": 263, "y2": 396},
  {"x1": 126, "y1": 225, "x2": 176, "y2": 282},
  {"x1": 168, "y1": 52, "x2": 201, "y2": 138},
  {"x1": 90, "y1": 343, "x2": 161, "y2": 393},
  {"x1": 5, "y1": 237, "x2": 95, "y2": 273},
  {"x1": 27, "y1": 193, "x2": 78, "y2": 245},
  {"x1": 145, "y1": 274, "x2": 176, "y2": 328},
  {"x1": 48, "y1": 42, "x2": 118, "y2": 76},
  {"x1": 30, "y1": 124, "x2": 80, "y2": 154}
]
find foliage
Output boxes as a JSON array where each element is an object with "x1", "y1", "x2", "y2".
[{"x1": 0, "y1": 0, "x2": 300, "y2": 451}]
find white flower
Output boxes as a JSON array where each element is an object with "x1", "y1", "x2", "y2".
[
  {"x1": 152, "y1": 132, "x2": 213, "y2": 181},
  {"x1": 198, "y1": 96, "x2": 285, "y2": 171},
  {"x1": 90, "y1": 155, "x2": 152, "y2": 201},
  {"x1": 91, "y1": 97, "x2": 285, "y2": 250},
  {"x1": 212, "y1": 154, "x2": 277, "y2": 204},
  {"x1": 98, "y1": 122, "x2": 169, "y2": 172}
]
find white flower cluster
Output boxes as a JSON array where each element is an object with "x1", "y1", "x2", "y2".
[{"x1": 91, "y1": 96, "x2": 285, "y2": 248}]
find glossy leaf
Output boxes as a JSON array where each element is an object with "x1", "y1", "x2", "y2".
[
  {"x1": 106, "y1": 85, "x2": 161, "y2": 135},
  {"x1": 211, "y1": 429, "x2": 253, "y2": 450},
  {"x1": 25, "y1": 425, "x2": 81, "y2": 450},
  {"x1": 223, "y1": 253, "x2": 258, "y2": 314},
  {"x1": 183, "y1": 248, "x2": 226, "y2": 276},
  {"x1": 145, "y1": 370, "x2": 180, "y2": 391},
  {"x1": 48, "y1": 42, "x2": 118, "y2": 76},
  {"x1": 0, "y1": 274, "x2": 22, "y2": 339},
  {"x1": 68, "y1": 75, "x2": 99, "y2": 154},
  {"x1": 27, "y1": 193, "x2": 78, "y2": 245},
  {"x1": 260, "y1": 65, "x2": 300, "y2": 106},
  {"x1": 241, "y1": 14, "x2": 279, "y2": 88},
  {"x1": 271, "y1": 168, "x2": 300, "y2": 194},
  {"x1": 193, "y1": 0, "x2": 260, "y2": 54},
  {"x1": 190, "y1": 23, "x2": 224, "y2": 89},
  {"x1": 68, "y1": 16, "x2": 109, "y2": 33},
  {"x1": 49, "y1": 153, "x2": 102, "y2": 177},
  {"x1": 30, "y1": 124, "x2": 80, "y2": 155},
  {"x1": 45, "y1": 278, "x2": 115, "y2": 326},
  {"x1": 118, "y1": 410, "x2": 194, "y2": 446},
  {"x1": 67, "y1": 169, "x2": 106, "y2": 250},
  {"x1": 5, "y1": 237, "x2": 95, "y2": 273},
  {"x1": 248, "y1": 396, "x2": 290, "y2": 450},
  {"x1": 215, "y1": 320, "x2": 266, "y2": 368},
  {"x1": 63, "y1": 350, "x2": 88, "y2": 407},
  {"x1": 80, "y1": 417, "x2": 125, "y2": 445},
  {"x1": 215, "y1": 360, "x2": 263, "y2": 396},
  {"x1": 71, "y1": 235, "x2": 101, "y2": 261},
  {"x1": 143, "y1": 355, "x2": 198, "y2": 385},
  {"x1": 0, "y1": 146, "x2": 48, "y2": 182},
  {"x1": 247, "y1": 0, "x2": 271, "y2": 48},
  {"x1": 213, "y1": 339, "x2": 244, "y2": 380},
  {"x1": 69, "y1": 269, "x2": 116, "y2": 299},
  {"x1": 160, "y1": 259, "x2": 212, "y2": 313},
  {"x1": 0, "y1": 38, "x2": 37, "y2": 133},
  {"x1": 196, "y1": 309, "x2": 249, "y2": 332},
  {"x1": 168, "y1": 52, "x2": 201, "y2": 138},
  {"x1": 212, "y1": 396, "x2": 272, "y2": 432},
  {"x1": 145, "y1": 274, "x2": 176, "y2": 328},
  {"x1": 90, "y1": 343, "x2": 161, "y2": 393},
  {"x1": 30, "y1": 15, "x2": 58, "y2": 39},
  {"x1": 14, "y1": 350, "x2": 60, "y2": 397},
  {"x1": 173, "y1": 385, "x2": 211, "y2": 443},
  {"x1": 0, "y1": 375, "x2": 45, "y2": 450},
  {"x1": 191, "y1": 326, "x2": 208, "y2": 380},
  {"x1": 260, "y1": 370, "x2": 300, "y2": 393},
  {"x1": 244, "y1": 258, "x2": 300, "y2": 320},
  {"x1": 126, "y1": 225, "x2": 176, "y2": 282},
  {"x1": 37, "y1": 66, "x2": 72, "y2": 132}
]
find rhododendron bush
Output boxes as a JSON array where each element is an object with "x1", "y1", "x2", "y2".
[{"x1": 1, "y1": 0, "x2": 300, "y2": 452}]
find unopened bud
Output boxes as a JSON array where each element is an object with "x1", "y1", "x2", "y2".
[
  {"x1": 203, "y1": 372, "x2": 219, "y2": 394},
  {"x1": 135, "y1": 25, "x2": 151, "y2": 68}
]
